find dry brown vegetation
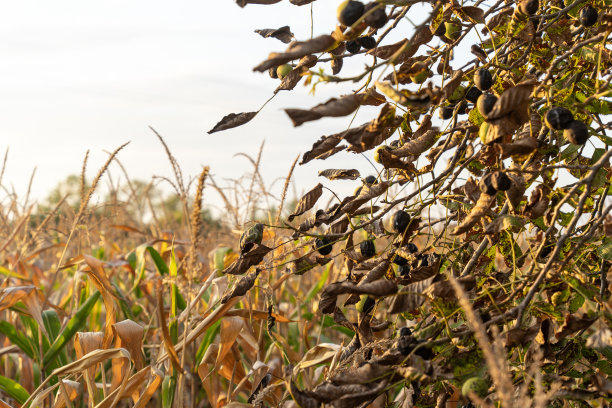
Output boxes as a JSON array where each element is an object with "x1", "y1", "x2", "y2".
[{"x1": 3, "y1": 0, "x2": 612, "y2": 407}]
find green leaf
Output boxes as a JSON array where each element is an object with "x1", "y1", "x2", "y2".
[
  {"x1": 0, "y1": 321, "x2": 34, "y2": 358},
  {"x1": 569, "y1": 294, "x2": 585, "y2": 314},
  {"x1": 43, "y1": 291, "x2": 101, "y2": 365},
  {"x1": 162, "y1": 375, "x2": 176, "y2": 408},
  {"x1": 597, "y1": 242, "x2": 612, "y2": 261},
  {"x1": 147, "y1": 246, "x2": 169, "y2": 275},
  {"x1": 0, "y1": 375, "x2": 30, "y2": 404}
]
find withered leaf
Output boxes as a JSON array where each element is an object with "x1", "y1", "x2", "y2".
[
  {"x1": 253, "y1": 34, "x2": 335, "y2": 72},
  {"x1": 221, "y1": 269, "x2": 260, "y2": 303},
  {"x1": 441, "y1": 70, "x2": 464, "y2": 100},
  {"x1": 223, "y1": 245, "x2": 272, "y2": 275},
  {"x1": 285, "y1": 94, "x2": 364, "y2": 127},
  {"x1": 289, "y1": 0, "x2": 316, "y2": 4},
  {"x1": 451, "y1": 193, "x2": 496, "y2": 235},
  {"x1": 388, "y1": 276, "x2": 436, "y2": 314},
  {"x1": 556, "y1": 314, "x2": 597, "y2": 340},
  {"x1": 486, "y1": 82, "x2": 535, "y2": 121},
  {"x1": 357, "y1": 88, "x2": 386, "y2": 106},
  {"x1": 208, "y1": 112, "x2": 258, "y2": 134},
  {"x1": 368, "y1": 38, "x2": 408, "y2": 60},
  {"x1": 329, "y1": 363, "x2": 392, "y2": 385},
  {"x1": 290, "y1": 382, "x2": 320, "y2": 408},
  {"x1": 276, "y1": 54, "x2": 318, "y2": 92},
  {"x1": 237, "y1": 0, "x2": 281, "y2": 6},
  {"x1": 359, "y1": 260, "x2": 392, "y2": 285},
  {"x1": 484, "y1": 215, "x2": 525, "y2": 234},
  {"x1": 392, "y1": 129, "x2": 439, "y2": 157},
  {"x1": 483, "y1": 7, "x2": 513, "y2": 32},
  {"x1": 328, "y1": 217, "x2": 349, "y2": 234},
  {"x1": 504, "y1": 324, "x2": 540, "y2": 348},
  {"x1": 505, "y1": 171, "x2": 526, "y2": 212},
  {"x1": 254, "y1": 25, "x2": 294, "y2": 43},
  {"x1": 455, "y1": 6, "x2": 485, "y2": 24},
  {"x1": 288, "y1": 183, "x2": 323, "y2": 222},
  {"x1": 341, "y1": 181, "x2": 390, "y2": 214},
  {"x1": 523, "y1": 183, "x2": 551, "y2": 220},
  {"x1": 318, "y1": 168, "x2": 360, "y2": 180},
  {"x1": 404, "y1": 254, "x2": 440, "y2": 284},
  {"x1": 424, "y1": 275, "x2": 476, "y2": 300},
  {"x1": 318, "y1": 279, "x2": 398, "y2": 314},
  {"x1": 500, "y1": 136, "x2": 538, "y2": 159},
  {"x1": 322, "y1": 380, "x2": 388, "y2": 408},
  {"x1": 312, "y1": 383, "x2": 373, "y2": 403},
  {"x1": 331, "y1": 57, "x2": 343, "y2": 75},
  {"x1": 301, "y1": 134, "x2": 344, "y2": 165}
]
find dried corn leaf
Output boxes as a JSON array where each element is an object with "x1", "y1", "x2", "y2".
[
  {"x1": 318, "y1": 169, "x2": 360, "y2": 180},
  {"x1": 253, "y1": 35, "x2": 335, "y2": 72},
  {"x1": 288, "y1": 183, "x2": 323, "y2": 221},
  {"x1": 254, "y1": 25, "x2": 294, "y2": 43},
  {"x1": 208, "y1": 112, "x2": 258, "y2": 134},
  {"x1": 289, "y1": 382, "x2": 319, "y2": 408},
  {"x1": 223, "y1": 246, "x2": 272, "y2": 275}
]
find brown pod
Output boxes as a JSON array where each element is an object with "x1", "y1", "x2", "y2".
[
  {"x1": 491, "y1": 171, "x2": 512, "y2": 191},
  {"x1": 518, "y1": 0, "x2": 538, "y2": 15},
  {"x1": 331, "y1": 58, "x2": 343, "y2": 75}
]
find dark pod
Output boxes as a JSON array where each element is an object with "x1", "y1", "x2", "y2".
[
  {"x1": 360, "y1": 239, "x2": 376, "y2": 258},
  {"x1": 545, "y1": 107, "x2": 574, "y2": 130},
  {"x1": 364, "y1": 175, "x2": 377, "y2": 185},
  {"x1": 364, "y1": 2, "x2": 388, "y2": 28},
  {"x1": 358, "y1": 35, "x2": 377, "y2": 50},
  {"x1": 398, "y1": 264, "x2": 411, "y2": 276},
  {"x1": 479, "y1": 173, "x2": 497, "y2": 196},
  {"x1": 417, "y1": 255, "x2": 429, "y2": 268},
  {"x1": 337, "y1": 0, "x2": 365, "y2": 26},
  {"x1": 491, "y1": 171, "x2": 512, "y2": 191},
  {"x1": 465, "y1": 86, "x2": 483, "y2": 103},
  {"x1": 477, "y1": 93, "x2": 497, "y2": 116},
  {"x1": 392, "y1": 252, "x2": 408, "y2": 266},
  {"x1": 579, "y1": 5, "x2": 598, "y2": 27},
  {"x1": 564, "y1": 120, "x2": 589, "y2": 145},
  {"x1": 518, "y1": 0, "x2": 539, "y2": 15},
  {"x1": 399, "y1": 327, "x2": 412, "y2": 337},
  {"x1": 439, "y1": 106, "x2": 454, "y2": 120},
  {"x1": 392, "y1": 210, "x2": 411, "y2": 233},
  {"x1": 345, "y1": 40, "x2": 361, "y2": 54},
  {"x1": 474, "y1": 68, "x2": 493, "y2": 91},
  {"x1": 407, "y1": 243, "x2": 418, "y2": 253},
  {"x1": 315, "y1": 237, "x2": 333, "y2": 256}
]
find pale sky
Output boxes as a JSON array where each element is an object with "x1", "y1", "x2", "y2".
[{"x1": 0, "y1": 1, "x2": 411, "y2": 214}]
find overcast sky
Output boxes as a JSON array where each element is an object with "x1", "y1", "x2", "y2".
[{"x1": 0, "y1": 0, "x2": 481, "y2": 224}]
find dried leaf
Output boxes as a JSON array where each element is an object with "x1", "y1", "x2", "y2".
[
  {"x1": 424, "y1": 275, "x2": 476, "y2": 300},
  {"x1": 388, "y1": 276, "x2": 436, "y2": 314},
  {"x1": 301, "y1": 134, "x2": 344, "y2": 165},
  {"x1": 221, "y1": 269, "x2": 260, "y2": 303},
  {"x1": 484, "y1": 215, "x2": 525, "y2": 234},
  {"x1": 253, "y1": 35, "x2": 335, "y2": 72},
  {"x1": 288, "y1": 183, "x2": 323, "y2": 221},
  {"x1": 486, "y1": 82, "x2": 535, "y2": 121},
  {"x1": 341, "y1": 181, "x2": 391, "y2": 214},
  {"x1": 318, "y1": 168, "x2": 360, "y2": 180},
  {"x1": 285, "y1": 94, "x2": 364, "y2": 127},
  {"x1": 392, "y1": 129, "x2": 439, "y2": 157},
  {"x1": 290, "y1": 382, "x2": 320, "y2": 408},
  {"x1": 254, "y1": 26, "x2": 294, "y2": 43},
  {"x1": 318, "y1": 279, "x2": 398, "y2": 314},
  {"x1": 208, "y1": 112, "x2": 258, "y2": 134},
  {"x1": 222, "y1": 246, "x2": 272, "y2": 275},
  {"x1": 500, "y1": 136, "x2": 538, "y2": 159},
  {"x1": 276, "y1": 54, "x2": 318, "y2": 92},
  {"x1": 505, "y1": 171, "x2": 526, "y2": 212},
  {"x1": 441, "y1": 70, "x2": 464, "y2": 100},
  {"x1": 451, "y1": 193, "x2": 496, "y2": 235},
  {"x1": 237, "y1": 0, "x2": 282, "y2": 6},
  {"x1": 293, "y1": 343, "x2": 341, "y2": 374},
  {"x1": 556, "y1": 314, "x2": 597, "y2": 340},
  {"x1": 455, "y1": 6, "x2": 485, "y2": 24},
  {"x1": 368, "y1": 39, "x2": 408, "y2": 59}
]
